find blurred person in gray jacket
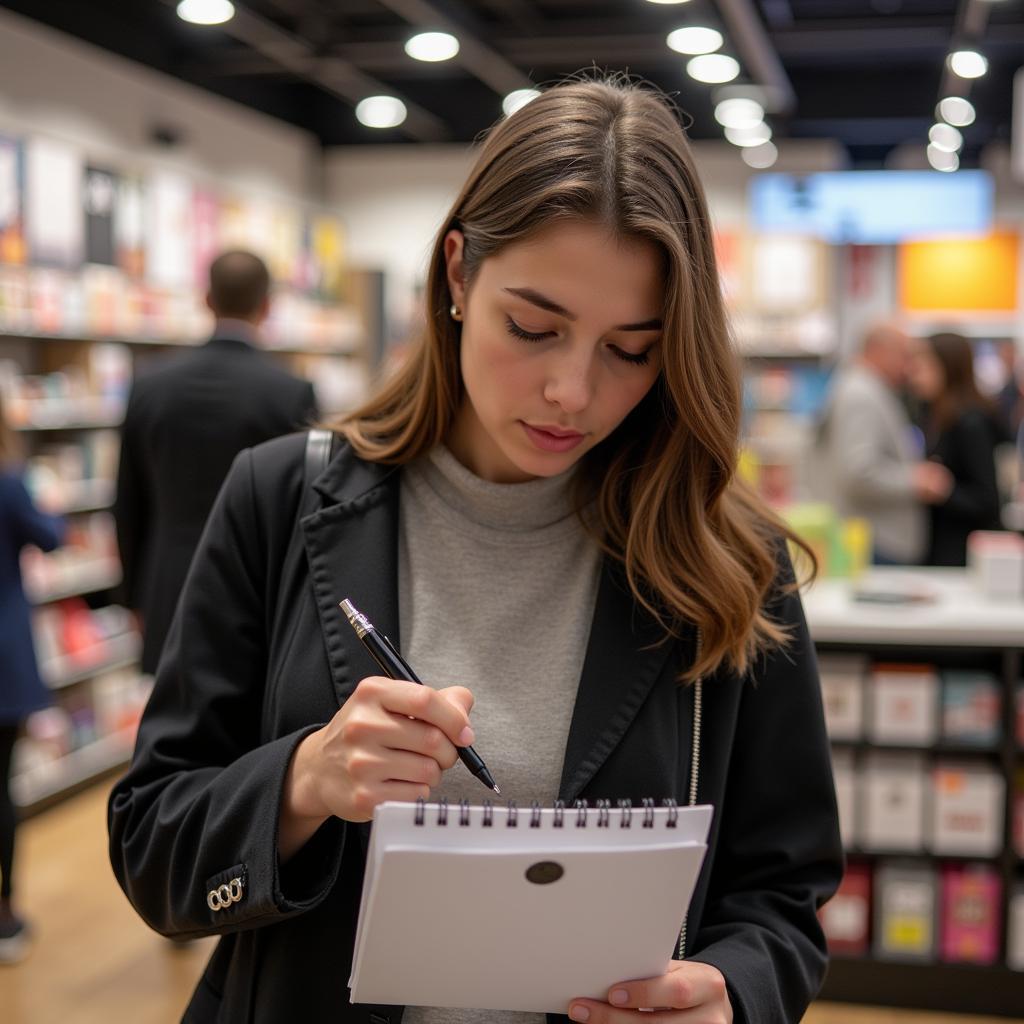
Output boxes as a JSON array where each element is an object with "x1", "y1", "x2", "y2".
[{"x1": 812, "y1": 323, "x2": 953, "y2": 564}]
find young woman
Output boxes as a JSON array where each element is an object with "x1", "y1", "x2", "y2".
[
  {"x1": 0, "y1": 396, "x2": 64, "y2": 962},
  {"x1": 908, "y1": 331, "x2": 1005, "y2": 565},
  {"x1": 109, "y1": 78, "x2": 842, "y2": 1024}
]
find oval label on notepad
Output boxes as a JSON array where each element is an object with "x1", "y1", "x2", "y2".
[{"x1": 525, "y1": 861, "x2": 564, "y2": 885}]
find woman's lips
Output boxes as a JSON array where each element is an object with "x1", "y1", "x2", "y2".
[{"x1": 521, "y1": 421, "x2": 586, "y2": 453}]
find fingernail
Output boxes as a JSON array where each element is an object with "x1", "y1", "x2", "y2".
[
  {"x1": 569, "y1": 1006, "x2": 590, "y2": 1022},
  {"x1": 458, "y1": 726, "x2": 475, "y2": 746},
  {"x1": 610, "y1": 989, "x2": 628, "y2": 1005}
]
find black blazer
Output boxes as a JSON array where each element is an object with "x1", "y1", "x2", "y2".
[
  {"x1": 113, "y1": 335, "x2": 317, "y2": 673},
  {"x1": 926, "y1": 406, "x2": 1004, "y2": 566},
  {"x1": 108, "y1": 434, "x2": 843, "y2": 1024}
]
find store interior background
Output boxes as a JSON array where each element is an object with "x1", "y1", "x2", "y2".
[{"x1": 0, "y1": 0, "x2": 1023, "y2": 1021}]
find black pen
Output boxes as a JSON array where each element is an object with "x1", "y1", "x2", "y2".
[{"x1": 339, "y1": 598, "x2": 500, "y2": 795}]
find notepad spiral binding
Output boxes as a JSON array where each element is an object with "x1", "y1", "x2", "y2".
[{"x1": 413, "y1": 797, "x2": 679, "y2": 828}]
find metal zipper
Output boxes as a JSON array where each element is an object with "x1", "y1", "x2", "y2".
[{"x1": 677, "y1": 627, "x2": 703, "y2": 960}]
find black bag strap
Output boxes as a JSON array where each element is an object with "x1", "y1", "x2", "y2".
[{"x1": 303, "y1": 428, "x2": 334, "y2": 514}]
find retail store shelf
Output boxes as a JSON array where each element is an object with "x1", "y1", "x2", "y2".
[
  {"x1": 39, "y1": 632, "x2": 142, "y2": 691},
  {"x1": 0, "y1": 330, "x2": 364, "y2": 358},
  {"x1": 55, "y1": 478, "x2": 116, "y2": 514},
  {"x1": 822, "y1": 957, "x2": 1024, "y2": 1016},
  {"x1": 26, "y1": 558, "x2": 122, "y2": 604},
  {"x1": 11, "y1": 730, "x2": 135, "y2": 810}
]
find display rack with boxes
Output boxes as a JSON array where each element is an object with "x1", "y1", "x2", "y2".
[{"x1": 803, "y1": 568, "x2": 1024, "y2": 1015}]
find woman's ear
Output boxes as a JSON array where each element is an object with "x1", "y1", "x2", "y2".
[{"x1": 443, "y1": 229, "x2": 467, "y2": 311}]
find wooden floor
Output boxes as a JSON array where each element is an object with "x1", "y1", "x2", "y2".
[{"x1": 0, "y1": 784, "x2": 1019, "y2": 1024}]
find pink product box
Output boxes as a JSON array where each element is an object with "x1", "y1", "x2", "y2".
[
  {"x1": 939, "y1": 863, "x2": 1002, "y2": 966},
  {"x1": 1009, "y1": 886, "x2": 1024, "y2": 971},
  {"x1": 867, "y1": 665, "x2": 939, "y2": 746}
]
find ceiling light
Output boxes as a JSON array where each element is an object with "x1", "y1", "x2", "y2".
[
  {"x1": 687, "y1": 54, "x2": 740, "y2": 84},
  {"x1": 949, "y1": 50, "x2": 988, "y2": 79},
  {"x1": 725, "y1": 123, "x2": 772, "y2": 147},
  {"x1": 742, "y1": 141, "x2": 778, "y2": 169},
  {"x1": 927, "y1": 144, "x2": 959, "y2": 172},
  {"x1": 667, "y1": 27, "x2": 723, "y2": 55},
  {"x1": 503, "y1": 88, "x2": 541, "y2": 117},
  {"x1": 176, "y1": 0, "x2": 235, "y2": 25},
  {"x1": 355, "y1": 96, "x2": 407, "y2": 129},
  {"x1": 405, "y1": 31, "x2": 460, "y2": 62},
  {"x1": 937, "y1": 96, "x2": 976, "y2": 127},
  {"x1": 714, "y1": 98, "x2": 764, "y2": 129},
  {"x1": 928, "y1": 122, "x2": 963, "y2": 152},
  {"x1": 646, "y1": 1, "x2": 693, "y2": 4}
]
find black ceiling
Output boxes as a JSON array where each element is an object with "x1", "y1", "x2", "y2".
[{"x1": 2, "y1": 0, "x2": 1023, "y2": 168}]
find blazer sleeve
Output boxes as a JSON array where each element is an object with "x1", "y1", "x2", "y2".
[
  {"x1": 8, "y1": 475, "x2": 65, "y2": 552},
  {"x1": 112, "y1": 388, "x2": 149, "y2": 612},
  {"x1": 688, "y1": 557, "x2": 844, "y2": 1023},
  {"x1": 107, "y1": 447, "x2": 346, "y2": 940}
]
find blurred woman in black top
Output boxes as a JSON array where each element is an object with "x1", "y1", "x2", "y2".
[{"x1": 907, "y1": 331, "x2": 1004, "y2": 566}]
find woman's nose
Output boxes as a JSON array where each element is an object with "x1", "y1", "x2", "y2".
[{"x1": 542, "y1": 351, "x2": 595, "y2": 414}]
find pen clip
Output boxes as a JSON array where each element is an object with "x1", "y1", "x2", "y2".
[{"x1": 378, "y1": 630, "x2": 404, "y2": 662}]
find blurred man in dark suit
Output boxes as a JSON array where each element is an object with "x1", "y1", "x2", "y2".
[{"x1": 114, "y1": 250, "x2": 317, "y2": 674}]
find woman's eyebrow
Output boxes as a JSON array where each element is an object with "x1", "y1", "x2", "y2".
[{"x1": 502, "y1": 287, "x2": 662, "y2": 331}]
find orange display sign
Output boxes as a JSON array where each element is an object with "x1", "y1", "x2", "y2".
[{"x1": 899, "y1": 230, "x2": 1019, "y2": 312}]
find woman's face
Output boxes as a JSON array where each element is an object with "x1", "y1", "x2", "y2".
[
  {"x1": 907, "y1": 339, "x2": 945, "y2": 401},
  {"x1": 444, "y1": 220, "x2": 665, "y2": 483}
]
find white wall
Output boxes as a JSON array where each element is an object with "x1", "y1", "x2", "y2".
[
  {"x1": 0, "y1": 7, "x2": 319, "y2": 204},
  {"x1": 323, "y1": 138, "x2": 844, "y2": 338}
]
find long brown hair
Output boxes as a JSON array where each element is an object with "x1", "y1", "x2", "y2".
[
  {"x1": 0, "y1": 391, "x2": 21, "y2": 469},
  {"x1": 332, "y1": 77, "x2": 811, "y2": 682},
  {"x1": 926, "y1": 332, "x2": 997, "y2": 434}
]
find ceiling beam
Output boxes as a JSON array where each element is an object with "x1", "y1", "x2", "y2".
[
  {"x1": 373, "y1": 0, "x2": 534, "y2": 97},
  {"x1": 937, "y1": 0, "x2": 993, "y2": 100},
  {"x1": 713, "y1": 0, "x2": 796, "y2": 113},
  {"x1": 162, "y1": 0, "x2": 449, "y2": 141}
]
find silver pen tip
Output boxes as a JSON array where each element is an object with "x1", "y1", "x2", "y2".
[
  {"x1": 492, "y1": 785, "x2": 501, "y2": 795},
  {"x1": 339, "y1": 598, "x2": 358, "y2": 622}
]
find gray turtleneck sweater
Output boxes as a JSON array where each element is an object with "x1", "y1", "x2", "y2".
[{"x1": 397, "y1": 446, "x2": 602, "y2": 1024}]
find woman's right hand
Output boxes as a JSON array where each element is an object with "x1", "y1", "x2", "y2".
[{"x1": 279, "y1": 678, "x2": 475, "y2": 860}]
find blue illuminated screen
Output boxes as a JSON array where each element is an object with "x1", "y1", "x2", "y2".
[{"x1": 749, "y1": 170, "x2": 993, "y2": 244}]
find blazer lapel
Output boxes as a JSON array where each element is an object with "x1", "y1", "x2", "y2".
[
  {"x1": 557, "y1": 560, "x2": 678, "y2": 804},
  {"x1": 300, "y1": 447, "x2": 402, "y2": 707}
]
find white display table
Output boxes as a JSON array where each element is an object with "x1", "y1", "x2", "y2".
[{"x1": 801, "y1": 568, "x2": 1024, "y2": 648}]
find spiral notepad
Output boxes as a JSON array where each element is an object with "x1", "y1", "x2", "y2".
[{"x1": 348, "y1": 798, "x2": 713, "y2": 1014}]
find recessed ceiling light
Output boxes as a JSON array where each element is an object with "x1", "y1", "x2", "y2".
[
  {"x1": 714, "y1": 98, "x2": 764, "y2": 129},
  {"x1": 666, "y1": 27, "x2": 723, "y2": 55},
  {"x1": 742, "y1": 141, "x2": 778, "y2": 169},
  {"x1": 927, "y1": 144, "x2": 959, "y2": 172},
  {"x1": 687, "y1": 54, "x2": 740, "y2": 84},
  {"x1": 355, "y1": 96, "x2": 407, "y2": 129},
  {"x1": 928, "y1": 122, "x2": 963, "y2": 153},
  {"x1": 503, "y1": 88, "x2": 541, "y2": 117},
  {"x1": 936, "y1": 96, "x2": 976, "y2": 127},
  {"x1": 176, "y1": 0, "x2": 235, "y2": 25},
  {"x1": 404, "y1": 31, "x2": 460, "y2": 62},
  {"x1": 725, "y1": 123, "x2": 772, "y2": 147},
  {"x1": 948, "y1": 50, "x2": 988, "y2": 79},
  {"x1": 646, "y1": 0, "x2": 693, "y2": 4}
]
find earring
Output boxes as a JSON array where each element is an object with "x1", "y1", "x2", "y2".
[{"x1": 449, "y1": 303, "x2": 463, "y2": 322}]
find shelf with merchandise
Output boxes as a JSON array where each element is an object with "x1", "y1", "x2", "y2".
[
  {"x1": 11, "y1": 727, "x2": 137, "y2": 810},
  {"x1": 807, "y1": 568, "x2": 1024, "y2": 1013},
  {"x1": 38, "y1": 631, "x2": 141, "y2": 691}
]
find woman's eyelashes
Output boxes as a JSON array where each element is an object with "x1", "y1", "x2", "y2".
[{"x1": 503, "y1": 316, "x2": 653, "y2": 366}]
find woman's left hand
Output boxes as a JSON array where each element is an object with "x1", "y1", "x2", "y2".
[{"x1": 568, "y1": 960, "x2": 733, "y2": 1023}]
